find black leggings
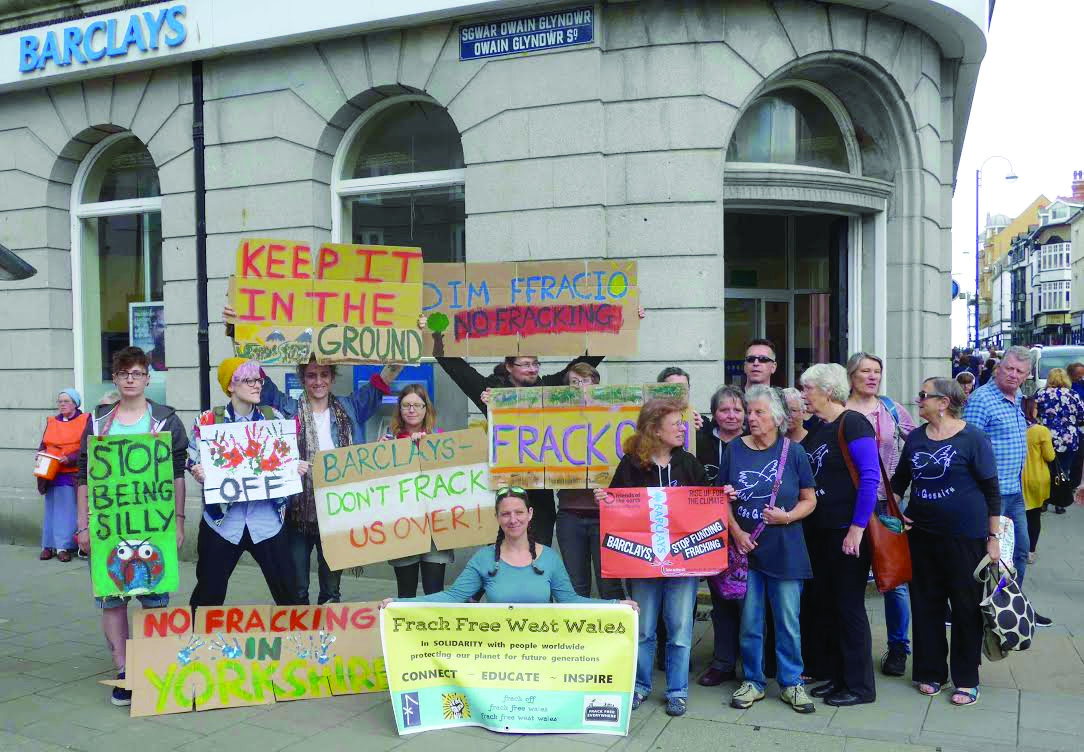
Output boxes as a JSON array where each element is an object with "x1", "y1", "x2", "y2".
[
  {"x1": 1026, "y1": 507, "x2": 1042, "y2": 553},
  {"x1": 393, "y1": 562, "x2": 447, "y2": 598}
]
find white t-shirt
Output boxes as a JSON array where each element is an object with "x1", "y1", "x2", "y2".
[{"x1": 313, "y1": 409, "x2": 334, "y2": 451}]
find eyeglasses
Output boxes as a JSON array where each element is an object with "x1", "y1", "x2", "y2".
[
  {"x1": 237, "y1": 378, "x2": 265, "y2": 388},
  {"x1": 401, "y1": 403, "x2": 426, "y2": 412},
  {"x1": 567, "y1": 378, "x2": 592, "y2": 387},
  {"x1": 917, "y1": 391, "x2": 946, "y2": 401},
  {"x1": 511, "y1": 360, "x2": 540, "y2": 369},
  {"x1": 113, "y1": 370, "x2": 148, "y2": 381},
  {"x1": 495, "y1": 485, "x2": 527, "y2": 500},
  {"x1": 745, "y1": 355, "x2": 775, "y2": 364}
]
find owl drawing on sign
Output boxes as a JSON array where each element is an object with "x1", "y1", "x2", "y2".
[{"x1": 106, "y1": 539, "x2": 166, "y2": 593}]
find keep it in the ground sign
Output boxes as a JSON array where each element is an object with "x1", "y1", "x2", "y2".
[{"x1": 87, "y1": 433, "x2": 178, "y2": 598}]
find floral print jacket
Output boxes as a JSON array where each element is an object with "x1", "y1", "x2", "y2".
[{"x1": 1035, "y1": 387, "x2": 1084, "y2": 454}]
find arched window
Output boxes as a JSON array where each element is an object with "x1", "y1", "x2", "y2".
[
  {"x1": 72, "y1": 133, "x2": 164, "y2": 406},
  {"x1": 727, "y1": 87, "x2": 849, "y2": 172},
  {"x1": 332, "y1": 96, "x2": 465, "y2": 261}
]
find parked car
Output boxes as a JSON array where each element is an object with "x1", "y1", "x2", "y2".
[{"x1": 1026, "y1": 345, "x2": 1084, "y2": 394}]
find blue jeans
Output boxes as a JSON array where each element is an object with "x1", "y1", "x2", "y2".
[
  {"x1": 629, "y1": 577, "x2": 698, "y2": 699},
  {"x1": 1001, "y1": 492, "x2": 1028, "y2": 584},
  {"x1": 883, "y1": 584, "x2": 911, "y2": 652},
  {"x1": 740, "y1": 569, "x2": 804, "y2": 689}
]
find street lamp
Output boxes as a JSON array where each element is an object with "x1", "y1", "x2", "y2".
[{"x1": 975, "y1": 156, "x2": 1018, "y2": 348}]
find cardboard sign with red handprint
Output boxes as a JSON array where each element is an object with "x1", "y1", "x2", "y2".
[{"x1": 198, "y1": 419, "x2": 303, "y2": 506}]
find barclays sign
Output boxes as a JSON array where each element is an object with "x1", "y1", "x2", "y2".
[{"x1": 19, "y1": 4, "x2": 186, "y2": 73}]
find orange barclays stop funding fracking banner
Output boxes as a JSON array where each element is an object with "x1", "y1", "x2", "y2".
[{"x1": 227, "y1": 238, "x2": 424, "y2": 364}]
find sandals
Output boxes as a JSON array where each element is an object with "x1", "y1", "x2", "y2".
[
  {"x1": 951, "y1": 687, "x2": 979, "y2": 706},
  {"x1": 914, "y1": 681, "x2": 941, "y2": 696}
]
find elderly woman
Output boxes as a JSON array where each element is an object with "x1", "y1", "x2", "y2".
[
  {"x1": 844, "y1": 352, "x2": 917, "y2": 677},
  {"x1": 697, "y1": 385, "x2": 747, "y2": 687},
  {"x1": 891, "y1": 378, "x2": 1001, "y2": 706},
  {"x1": 36, "y1": 389, "x2": 90, "y2": 562},
  {"x1": 721, "y1": 386, "x2": 817, "y2": 714},
  {"x1": 782, "y1": 388, "x2": 808, "y2": 442},
  {"x1": 799, "y1": 363, "x2": 880, "y2": 706},
  {"x1": 1034, "y1": 367, "x2": 1084, "y2": 513},
  {"x1": 595, "y1": 397, "x2": 707, "y2": 718}
]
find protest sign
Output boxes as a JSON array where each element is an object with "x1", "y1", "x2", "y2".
[
  {"x1": 420, "y1": 260, "x2": 639, "y2": 357},
  {"x1": 108, "y1": 603, "x2": 386, "y2": 717},
  {"x1": 487, "y1": 382, "x2": 694, "y2": 489},
  {"x1": 87, "y1": 433, "x2": 178, "y2": 598},
  {"x1": 381, "y1": 603, "x2": 636, "y2": 735},
  {"x1": 313, "y1": 428, "x2": 497, "y2": 569},
  {"x1": 197, "y1": 419, "x2": 302, "y2": 506},
  {"x1": 227, "y1": 238, "x2": 425, "y2": 364},
  {"x1": 599, "y1": 487, "x2": 729, "y2": 578}
]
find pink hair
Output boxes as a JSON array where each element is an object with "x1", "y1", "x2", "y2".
[{"x1": 231, "y1": 360, "x2": 262, "y2": 384}]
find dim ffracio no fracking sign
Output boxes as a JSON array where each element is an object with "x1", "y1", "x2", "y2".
[
  {"x1": 87, "y1": 433, "x2": 178, "y2": 598},
  {"x1": 107, "y1": 603, "x2": 386, "y2": 717},
  {"x1": 227, "y1": 238, "x2": 424, "y2": 364},
  {"x1": 420, "y1": 260, "x2": 639, "y2": 357},
  {"x1": 487, "y1": 382, "x2": 695, "y2": 489},
  {"x1": 381, "y1": 603, "x2": 636, "y2": 735},
  {"x1": 599, "y1": 487, "x2": 730, "y2": 578},
  {"x1": 312, "y1": 429, "x2": 498, "y2": 569}
]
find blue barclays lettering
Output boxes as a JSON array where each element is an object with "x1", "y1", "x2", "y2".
[{"x1": 19, "y1": 4, "x2": 186, "y2": 73}]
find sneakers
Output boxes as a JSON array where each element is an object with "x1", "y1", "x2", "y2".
[
  {"x1": 1035, "y1": 613, "x2": 1054, "y2": 628},
  {"x1": 110, "y1": 671, "x2": 132, "y2": 707},
  {"x1": 631, "y1": 692, "x2": 646, "y2": 710},
  {"x1": 1027, "y1": 551, "x2": 1037, "y2": 564},
  {"x1": 665, "y1": 697, "x2": 687, "y2": 717},
  {"x1": 880, "y1": 645, "x2": 908, "y2": 677},
  {"x1": 730, "y1": 681, "x2": 765, "y2": 709},
  {"x1": 780, "y1": 685, "x2": 815, "y2": 714}
]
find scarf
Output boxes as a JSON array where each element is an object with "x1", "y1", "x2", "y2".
[{"x1": 291, "y1": 394, "x2": 352, "y2": 535}]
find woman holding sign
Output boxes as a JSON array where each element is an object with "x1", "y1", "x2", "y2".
[
  {"x1": 381, "y1": 384, "x2": 452, "y2": 597},
  {"x1": 719, "y1": 386, "x2": 817, "y2": 714},
  {"x1": 75, "y1": 347, "x2": 188, "y2": 707},
  {"x1": 380, "y1": 487, "x2": 639, "y2": 608},
  {"x1": 185, "y1": 358, "x2": 300, "y2": 608},
  {"x1": 594, "y1": 396, "x2": 708, "y2": 718}
]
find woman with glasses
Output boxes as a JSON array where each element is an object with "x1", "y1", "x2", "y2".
[
  {"x1": 890, "y1": 378, "x2": 1001, "y2": 707},
  {"x1": 36, "y1": 389, "x2": 89, "y2": 562},
  {"x1": 594, "y1": 397, "x2": 708, "y2": 718},
  {"x1": 381, "y1": 385, "x2": 452, "y2": 597},
  {"x1": 258, "y1": 356, "x2": 403, "y2": 604},
  {"x1": 798, "y1": 363, "x2": 879, "y2": 707},
  {"x1": 75, "y1": 347, "x2": 188, "y2": 707},
  {"x1": 380, "y1": 486, "x2": 639, "y2": 609},
  {"x1": 185, "y1": 358, "x2": 299, "y2": 607},
  {"x1": 844, "y1": 352, "x2": 917, "y2": 678}
]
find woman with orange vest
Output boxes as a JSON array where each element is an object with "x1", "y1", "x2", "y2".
[{"x1": 36, "y1": 389, "x2": 90, "y2": 562}]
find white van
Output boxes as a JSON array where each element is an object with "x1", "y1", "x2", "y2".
[{"x1": 1026, "y1": 345, "x2": 1084, "y2": 394}]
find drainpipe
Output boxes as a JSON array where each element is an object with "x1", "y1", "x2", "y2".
[{"x1": 192, "y1": 60, "x2": 211, "y2": 410}]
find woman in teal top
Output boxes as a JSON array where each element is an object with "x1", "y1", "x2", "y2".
[{"x1": 381, "y1": 488, "x2": 640, "y2": 608}]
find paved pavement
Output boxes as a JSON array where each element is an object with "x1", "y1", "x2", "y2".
[{"x1": 2, "y1": 509, "x2": 1083, "y2": 752}]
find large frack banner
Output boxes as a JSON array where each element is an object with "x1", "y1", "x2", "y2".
[
  {"x1": 487, "y1": 382, "x2": 695, "y2": 489},
  {"x1": 227, "y1": 239, "x2": 424, "y2": 364},
  {"x1": 381, "y1": 603, "x2": 636, "y2": 735},
  {"x1": 598, "y1": 486, "x2": 730, "y2": 578},
  {"x1": 87, "y1": 433, "x2": 179, "y2": 598},
  {"x1": 197, "y1": 419, "x2": 302, "y2": 506},
  {"x1": 312, "y1": 429, "x2": 497, "y2": 569},
  {"x1": 108, "y1": 603, "x2": 386, "y2": 717},
  {"x1": 420, "y1": 260, "x2": 640, "y2": 357}
]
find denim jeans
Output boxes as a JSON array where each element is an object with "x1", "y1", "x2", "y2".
[
  {"x1": 740, "y1": 569, "x2": 804, "y2": 689},
  {"x1": 883, "y1": 584, "x2": 911, "y2": 652},
  {"x1": 1001, "y1": 492, "x2": 1028, "y2": 584},
  {"x1": 287, "y1": 525, "x2": 342, "y2": 604},
  {"x1": 555, "y1": 511, "x2": 625, "y2": 600},
  {"x1": 628, "y1": 577, "x2": 698, "y2": 699}
]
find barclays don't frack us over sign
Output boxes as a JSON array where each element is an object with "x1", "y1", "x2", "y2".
[{"x1": 459, "y1": 6, "x2": 593, "y2": 60}]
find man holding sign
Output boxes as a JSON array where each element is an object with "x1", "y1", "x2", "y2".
[
  {"x1": 76, "y1": 346, "x2": 188, "y2": 707},
  {"x1": 186, "y1": 358, "x2": 302, "y2": 608}
]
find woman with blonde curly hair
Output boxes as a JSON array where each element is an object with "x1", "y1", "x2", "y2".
[{"x1": 594, "y1": 397, "x2": 707, "y2": 717}]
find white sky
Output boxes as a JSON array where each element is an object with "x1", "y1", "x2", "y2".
[{"x1": 949, "y1": 0, "x2": 1084, "y2": 346}]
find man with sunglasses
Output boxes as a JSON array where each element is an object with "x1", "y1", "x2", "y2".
[{"x1": 744, "y1": 339, "x2": 778, "y2": 390}]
